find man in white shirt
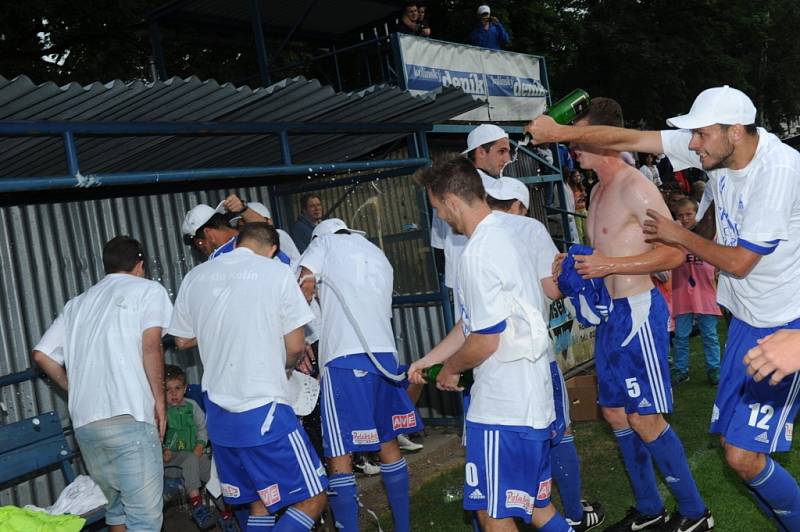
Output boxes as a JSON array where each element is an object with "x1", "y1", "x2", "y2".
[
  {"x1": 298, "y1": 218, "x2": 421, "y2": 532},
  {"x1": 32, "y1": 236, "x2": 173, "y2": 531},
  {"x1": 169, "y1": 222, "x2": 327, "y2": 532},
  {"x1": 484, "y1": 177, "x2": 605, "y2": 531},
  {"x1": 410, "y1": 158, "x2": 574, "y2": 532},
  {"x1": 526, "y1": 85, "x2": 800, "y2": 530}
]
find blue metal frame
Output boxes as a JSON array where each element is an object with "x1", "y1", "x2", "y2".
[{"x1": 0, "y1": 120, "x2": 434, "y2": 193}]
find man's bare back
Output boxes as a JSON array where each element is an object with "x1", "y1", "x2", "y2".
[{"x1": 587, "y1": 161, "x2": 672, "y2": 298}]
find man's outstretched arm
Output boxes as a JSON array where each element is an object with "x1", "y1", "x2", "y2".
[{"x1": 524, "y1": 115, "x2": 664, "y2": 155}]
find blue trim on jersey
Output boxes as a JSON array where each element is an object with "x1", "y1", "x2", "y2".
[
  {"x1": 210, "y1": 235, "x2": 238, "y2": 259},
  {"x1": 203, "y1": 393, "x2": 296, "y2": 447},
  {"x1": 466, "y1": 420, "x2": 551, "y2": 441},
  {"x1": 473, "y1": 319, "x2": 507, "y2": 335},
  {"x1": 326, "y1": 352, "x2": 399, "y2": 375},
  {"x1": 739, "y1": 238, "x2": 779, "y2": 255},
  {"x1": 276, "y1": 250, "x2": 291, "y2": 265}
]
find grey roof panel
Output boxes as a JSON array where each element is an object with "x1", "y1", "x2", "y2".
[{"x1": 0, "y1": 75, "x2": 482, "y2": 183}]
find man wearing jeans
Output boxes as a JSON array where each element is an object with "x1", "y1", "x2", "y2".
[{"x1": 33, "y1": 236, "x2": 173, "y2": 531}]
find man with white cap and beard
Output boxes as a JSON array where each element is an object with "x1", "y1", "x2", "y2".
[{"x1": 526, "y1": 85, "x2": 800, "y2": 530}]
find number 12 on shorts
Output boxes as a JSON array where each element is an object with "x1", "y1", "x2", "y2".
[{"x1": 747, "y1": 402, "x2": 774, "y2": 430}]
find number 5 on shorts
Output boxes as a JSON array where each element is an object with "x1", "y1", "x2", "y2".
[{"x1": 626, "y1": 378, "x2": 641, "y2": 398}]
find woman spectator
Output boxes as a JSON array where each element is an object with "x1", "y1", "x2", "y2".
[{"x1": 639, "y1": 152, "x2": 662, "y2": 186}]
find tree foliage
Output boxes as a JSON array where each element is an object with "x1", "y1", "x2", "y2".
[{"x1": 1, "y1": 0, "x2": 798, "y2": 133}]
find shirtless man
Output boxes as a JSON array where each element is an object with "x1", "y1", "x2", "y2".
[{"x1": 540, "y1": 98, "x2": 713, "y2": 532}]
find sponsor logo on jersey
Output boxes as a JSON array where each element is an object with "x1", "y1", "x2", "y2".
[
  {"x1": 755, "y1": 432, "x2": 770, "y2": 444},
  {"x1": 468, "y1": 489, "x2": 485, "y2": 500},
  {"x1": 536, "y1": 478, "x2": 552, "y2": 501},
  {"x1": 505, "y1": 489, "x2": 535, "y2": 514},
  {"x1": 711, "y1": 405, "x2": 720, "y2": 423},
  {"x1": 638, "y1": 398, "x2": 652, "y2": 409},
  {"x1": 258, "y1": 484, "x2": 281, "y2": 506},
  {"x1": 392, "y1": 412, "x2": 418, "y2": 431},
  {"x1": 221, "y1": 483, "x2": 241, "y2": 498},
  {"x1": 353, "y1": 370, "x2": 369, "y2": 378},
  {"x1": 786, "y1": 423, "x2": 794, "y2": 441},
  {"x1": 352, "y1": 429, "x2": 380, "y2": 445}
]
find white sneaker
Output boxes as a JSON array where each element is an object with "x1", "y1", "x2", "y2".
[
  {"x1": 353, "y1": 455, "x2": 381, "y2": 476},
  {"x1": 397, "y1": 434, "x2": 424, "y2": 452}
]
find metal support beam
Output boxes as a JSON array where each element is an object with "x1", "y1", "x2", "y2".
[
  {"x1": 272, "y1": 0, "x2": 320, "y2": 63},
  {"x1": 63, "y1": 132, "x2": 79, "y2": 177},
  {"x1": 148, "y1": 20, "x2": 168, "y2": 81},
  {"x1": 248, "y1": 0, "x2": 271, "y2": 86},
  {"x1": 0, "y1": 159, "x2": 430, "y2": 193}
]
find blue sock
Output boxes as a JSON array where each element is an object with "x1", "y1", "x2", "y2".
[
  {"x1": 327, "y1": 473, "x2": 359, "y2": 532},
  {"x1": 749, "y1": 457, "x2": 800, "y2": 530},
  {"x1": 614, "y1": 428, "x2": 663, "y2": 516},
  {"x1": 551, "y1": 434, "x2": 584, "y2": 522},
  {"x1": 381, "y1": 458, "x2": 411, "y2": 532},
  {"x1": 246, "y1": 514, "x2": 275, "y2": 531},
  {"x1": 538, "y1": 511, "x2": 574, "y2": 532},
  {"x1": 274, "y1": 507, "x2": 314, "y2": 531},
  {"x1": 644, "y1": 425, "x2": 706, "y2": 519}
]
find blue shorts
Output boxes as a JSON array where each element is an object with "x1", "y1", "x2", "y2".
[
  {"x1": 550, "y1": 361, "x2": 570, "y2": 444},
  {"x1": 214, "y1": 425, "x2": 327, "y2": 511},
  {"x1": 595, "y1": 288, "x2": 672, "y2": 414},
  {"x1": 321, "y1": 359, "x2": 423, "y2": 458},
  {"x1": 710, "y1": 316, "x2": 800, "y2": 453},
  {"x1": 463, "y1": 423, "x2": 552, "y2": 522}
]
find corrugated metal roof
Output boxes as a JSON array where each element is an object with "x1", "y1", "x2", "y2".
[{"x1": 0, "y1": 75, "x2": 481, "y2": 181}]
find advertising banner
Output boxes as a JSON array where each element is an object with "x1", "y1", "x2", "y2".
[{"x1": 396, "y1": 34, "x2": 548, "y2": 122}]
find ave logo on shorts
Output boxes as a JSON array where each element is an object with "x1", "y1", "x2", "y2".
[
  {"x1": 258, "y1": 484, "x2": 281, "y2": 507},
  {"x1": 537, "y1": 478, "x2": 551, "y2": 501},
  {"x1": 392, "y1": 411, "x2": 418, "y2": 431},
  {"x1": 505, "y1": 489, "x2": 535, "y2": 515},
  {"x1": 221, "y1": 483, "x2": 241, "y2": 498},
  {"x1": 351, "y1": 429, "x2": 380, "y2": 445}
]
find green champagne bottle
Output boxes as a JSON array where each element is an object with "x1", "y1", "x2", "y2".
[
  {"x1": 424, "y1": 364, "x2": 474, "y2": 387},
  {"x1": 521, "y1": 88, "x2": 591, "y2": 146}
]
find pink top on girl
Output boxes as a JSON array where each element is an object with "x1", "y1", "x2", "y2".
[{"x1": 671, "y1": 252, "x2": 721, "y2": 316}]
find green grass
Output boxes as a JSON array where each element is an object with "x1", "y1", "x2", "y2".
[{"x1": 387, "y1": 322, "x2": 800, "y2": 531}]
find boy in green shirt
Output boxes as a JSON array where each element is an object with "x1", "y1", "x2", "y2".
[{"x1": 164, "y1": 364, "x2": 214, "y2": 530}]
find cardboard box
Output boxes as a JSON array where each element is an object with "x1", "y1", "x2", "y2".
[{"x1": 566, "y1": 374, "x2": 600, "y2": 422}]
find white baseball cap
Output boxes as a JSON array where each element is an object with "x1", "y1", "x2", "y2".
[
  {"x1": 181, "y1": 202, "x2": 226, "y2": 237},
  {"x1": 477, "y1": 5, "x2": 491, "y2": 15},
  {"x1": 462, "y1": 124, "x2": 508, "y2": 154},
  {"x1": 311, "y1": 218, "x2": 366, "y2": 239},
  {"x1": 667, "y1": 85, "x2": 756, "y2": 130},
  {"x1": 486, "y1": 177, "x2": 530, "y2": 209},
  {"x1": 247, "y1": 201, "x2": 271, "y2": 219}
]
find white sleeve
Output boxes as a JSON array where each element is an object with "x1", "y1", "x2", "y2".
[
  {"x1": 277, "y1": 229, "x2": 301, "y2": 264},
  {"x1": 430, "y1": 210, "x2": 448, "y2": 249},
  {"x1": 661, "y1": 130, "x2": 702, "y2": 171},
  {"x1": 167, "y1": 280, "x2": 195, "y2": 339},
  {"x1": 299, "y1": 237, "x2": 326, "y2": 275},
  {"x1": 738, "y1": 165, "x2": 799, "y2": 243},
  {"x1": 695, "y1": 181, "x2": 714, "y2": 221},
  {"x1": 653, "y1": 166, "x2": 662, "y2": 186},
  {"x1": 458, "y1": 252, "x2": 511, "y2": 332},
  {"x1": 141, "y1": 283, "x2": 174, "y2": 335},
  {"x1": 532, "y1": 223, "x2": 559, "y2": 280},
  {"x1": 279, "y1": 270, "x2": 315, "y2": 335},
  {"x1": 33, "y1": 314, "x2": 66, "y2": 365}
]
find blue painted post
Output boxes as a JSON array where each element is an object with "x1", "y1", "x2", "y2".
[
  {"x1": 248, "y1": 0, "x2": 271, "y2": 86},
  {"x1": 63, "y1": 132, "x2": 79, "y2": 178},
  {"x1": 148, "y1": 20, "x2": 168, "y2": 81}
]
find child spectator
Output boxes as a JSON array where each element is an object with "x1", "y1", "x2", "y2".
[
  {"x1": 164, "y1": 364, "x2": 215, "y2": 530},
  {"x1": 670, "y1": 198, "x2": 722, "y2": 385}
]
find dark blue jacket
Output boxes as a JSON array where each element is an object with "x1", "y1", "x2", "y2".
[{"x1": 468, "y1": 22, "x2": 510, "y2": 50}]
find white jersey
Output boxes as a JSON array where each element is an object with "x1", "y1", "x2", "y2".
[
  {"x1": 457, "y1": 212, "x2": 554, "y2": 430},
  {"x1": 662, "y1": 128, "x2": 800, "y2": 327},
  {"x1": 299, "y1": 233, "x2": 397, "y2": 366},
  {"x1": 492, "y1": 211, "x2": 560, "y2": 362},
  {"x1": 33, "y1": 274, "x2": 173, "y2": 429},
  {"x1": 168, "y1": 247, "x2": 313, "y2": 412},
  {"x1": 277, "y1": 228, "x2": 301, "y2": 266},
  {"x1": 431, "y1": 169, "x2": 497, "y2": 287}
]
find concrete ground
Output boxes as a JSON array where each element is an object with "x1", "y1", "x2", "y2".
[{"x1": 162, "y1": 426, "x2": 464, "y2": 531}]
